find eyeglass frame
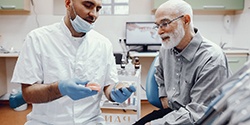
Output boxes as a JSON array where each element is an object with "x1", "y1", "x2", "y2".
[{"x1": 153, "y1": 15, "x2": 184, "y2": 30}]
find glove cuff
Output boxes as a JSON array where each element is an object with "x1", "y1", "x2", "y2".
[
  {"x1": 58, "y1": 81, "x2": 66, "y2": 96},
  {"x1": 110, "y1": 89, "x2": 116, "y2": 102}
]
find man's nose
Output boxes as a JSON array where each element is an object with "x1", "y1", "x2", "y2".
[
  {"x1": 88, "y1": 9, "x2": 98, "y2": 20},
  {"x1": 158, "y1": 28, "x2": 165, "y2": 35}
]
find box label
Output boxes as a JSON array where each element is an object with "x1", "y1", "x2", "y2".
[{"x1": 102, "y1": 113, "x2": 137, "y2": 125}]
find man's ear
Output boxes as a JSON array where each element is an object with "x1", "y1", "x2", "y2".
[
  {"x1": 184, "y1": 14, "x2": 191, "y2": 25},
  {"x1": 65, "y1": 0, "x2": 71, "y2": 10}
]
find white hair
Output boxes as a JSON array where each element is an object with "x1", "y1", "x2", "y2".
[{"x1": 158, "y1": 0, "x2": 194, "y2": 33}]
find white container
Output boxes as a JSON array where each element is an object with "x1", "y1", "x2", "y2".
[
  {"x1": 14, "y1": 103, "x2": 28, "y2": 111},
  {"x1": 125, "y1": 59, "x2": 135, "y2": 76},
  {"x1": 9, "y1": 89, "x2": 27, "y2": 111}
]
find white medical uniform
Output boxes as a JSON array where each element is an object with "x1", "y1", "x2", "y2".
[{"x1": 11, "y1": 18, "x2": 118, "y2": 125}]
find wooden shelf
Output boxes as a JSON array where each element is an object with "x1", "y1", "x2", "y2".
[
  {"x1": 0, "y1": 0, "x2": 31, "y2": 15},
  {"x1": 0, "y1": 10, "x2": 30, "y2": 15}
]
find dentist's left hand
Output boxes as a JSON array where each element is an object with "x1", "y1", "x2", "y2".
[
  {"x1": 58, "y1": 78, "x2": 98, "y2": 100},
  {"x1": 110, "y1": 85, "x2": 136, "y2": 103}
]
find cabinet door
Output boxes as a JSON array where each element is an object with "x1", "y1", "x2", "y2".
[
  {"x1": 227, "y1": 55, "x2": 248, "y2": 74},
  {"x1": 0, "y1": 0, "x2": 30, "y2": 10},
  {"x1": 0, "y1": 58, "x2": 7, "y2": 97},
  {"x1": 153, "y1": 0, "x2": 167, "y2": 10},
  {"x1": 184, "y1": 0, "x2": 244, "y2": 10},
  {"x1": 153, "y1": 0, "x2": 244, "y2": 11}
]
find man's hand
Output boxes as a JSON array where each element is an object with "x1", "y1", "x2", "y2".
[
  {"x1": 160, "y1": 96, "x2": 169, "y2": 109},
  {"x1": 58, "y1": 78, "x2": 98, "y2": 100},
  {"x1": 110, "y1": 85, "x2": 136, "y2": 103}
]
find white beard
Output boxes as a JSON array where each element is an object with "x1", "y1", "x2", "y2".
[{"x1": 161, "y1": 21, "x2": 185, "y2": 49}]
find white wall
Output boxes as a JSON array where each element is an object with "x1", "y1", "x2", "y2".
[
  {"x1": 0, "y1": 0, "x2": 249, "y2": 99},
  {"x1": 233, "y1": 0, "x2": 250, "y2": 49},
  {"x1": 2, "y1": 0, "x2": 248, "y2": 51}
]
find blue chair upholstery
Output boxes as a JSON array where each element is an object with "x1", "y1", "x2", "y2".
[{"x1": 146, "y1": 56, "x2": 163, "y2": 109}]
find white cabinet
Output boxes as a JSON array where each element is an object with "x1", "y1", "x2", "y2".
[
  {"x1": 0, "y1": 57, "x2": 7, "y2": 97},
  {"x1": 0, "y1": 53, "x2": 18, "y2": 98},
  {"x1": 101, "y1": 67, "x2": 141, "y2": 125}
]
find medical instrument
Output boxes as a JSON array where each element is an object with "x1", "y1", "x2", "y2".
[{"x1": 195, "y1": 60, "x2": 250, "y2": 125}]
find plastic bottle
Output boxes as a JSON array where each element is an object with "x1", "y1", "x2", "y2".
[
  {"x1": 125, "y1": 59, "x2": 135, "y2": 76},
  {"x1": 9, "y1": 89, "x2": 27, "y2": 111}
]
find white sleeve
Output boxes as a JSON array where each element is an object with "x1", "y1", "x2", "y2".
[
  {"x1": 104, "y1": 42, "x2": 119, "y2": 86},
  {"x1": 11, "y1": 32, "x2": 43, "y2": 84}
]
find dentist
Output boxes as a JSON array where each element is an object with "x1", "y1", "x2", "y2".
[{"x1": 11, "y1": 0, "x2": 135, "y2": 124}]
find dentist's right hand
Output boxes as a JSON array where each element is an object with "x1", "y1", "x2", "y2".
[{"x1": 58, "y1": 78, "x2": 98, "y2": 100}]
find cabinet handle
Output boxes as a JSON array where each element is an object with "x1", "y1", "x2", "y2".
[
  {"x1": 203, "y1": 6, "x2": 225, "y2": 9},
  {"x1": 228, "y1": 60, "x2": 240, "y2": 63},
  {"x1": 1, "y1": 5, "x2": 16, "y2": 9}
]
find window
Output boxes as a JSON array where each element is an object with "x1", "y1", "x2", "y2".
[{"x1": 100, "y1": 0, "x2": 129, "y2": 15}]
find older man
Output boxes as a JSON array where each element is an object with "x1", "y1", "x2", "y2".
[{"x1": 133, "y1": 0, "x2": 231, "y2": 125}]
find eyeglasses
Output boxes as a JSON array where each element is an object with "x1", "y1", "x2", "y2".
[{"x1": 153, "y1": 15, "x2": 184, "y2": 30}]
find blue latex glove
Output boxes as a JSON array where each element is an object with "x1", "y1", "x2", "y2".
[
  {"x1": 110, "y1": 85, "x2": 136, "y2": 103},
  {"x1": 58, "y1": 78, "x2": 98, "y2": 100}
]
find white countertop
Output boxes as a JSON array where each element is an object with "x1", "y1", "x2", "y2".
[
  {"x1": 223, "y1": 50, "x2": 250, "y2": 55},
  {"x1": 130, "y1": 49, "x2": 250, "y2": 57},
  {"x1": 129, "y1": 51, "x2": 159, "y2": 57},
  {"x1": 0, "y1": 53, "x2": 19, "y2": 57},
  {"x1": 0, "y1": 49, "x2": 249, "y2": 58}
]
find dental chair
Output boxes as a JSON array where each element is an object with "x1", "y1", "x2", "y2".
[{"x1": 146, "y1": 56, "x2": 163, "y2": 109}]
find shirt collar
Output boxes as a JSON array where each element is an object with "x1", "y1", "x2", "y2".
[
  {"x1": 60, "y1": 17, "x2": 72, "y2": 38},
  {"x1": 60, "y1": 17, "x2": 87, "y2": 44},
  {"x1": 60, "y1": 16, "x2": 86, "y2": 40},
  {"x1": 175, "y1": 28, "x2": 203, "y2": 62}
]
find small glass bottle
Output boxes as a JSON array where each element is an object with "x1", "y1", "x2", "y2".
[
  {"x1": 134, "y1": 56, "x2": 140, "y2": 69},
  {"x1": 121, "y1": 58, "x2": 126, "y2": 69},
  {"x1": 120, "y1": 54, "x2": 127, "y2": 75}
]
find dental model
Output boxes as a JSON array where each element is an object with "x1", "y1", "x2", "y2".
[{"x1": 86, "y1": 82, "x2": 101, "y2": 92}]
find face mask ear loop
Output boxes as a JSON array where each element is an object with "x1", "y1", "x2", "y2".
[{"x1": 70, "y1": 0, "x2": 77, "y2": 20}]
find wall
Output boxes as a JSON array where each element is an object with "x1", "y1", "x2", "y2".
[
  {"x1": 233, "y1": 0, "x2": 250, "y2": 49},
  {"x1": 0, "y1": 0, "x2": 249, "y2": 99},
  {"x1": 1, "y1": 0, "x2": 245, "y2": 52}
]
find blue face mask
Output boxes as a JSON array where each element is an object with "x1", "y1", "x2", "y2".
[
  {"x1": 70, "y1": 15, "x2": 94, "y2": 33},
  {"x1": 70, "y1": 4, "x2": 95, "y2": 33}
]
